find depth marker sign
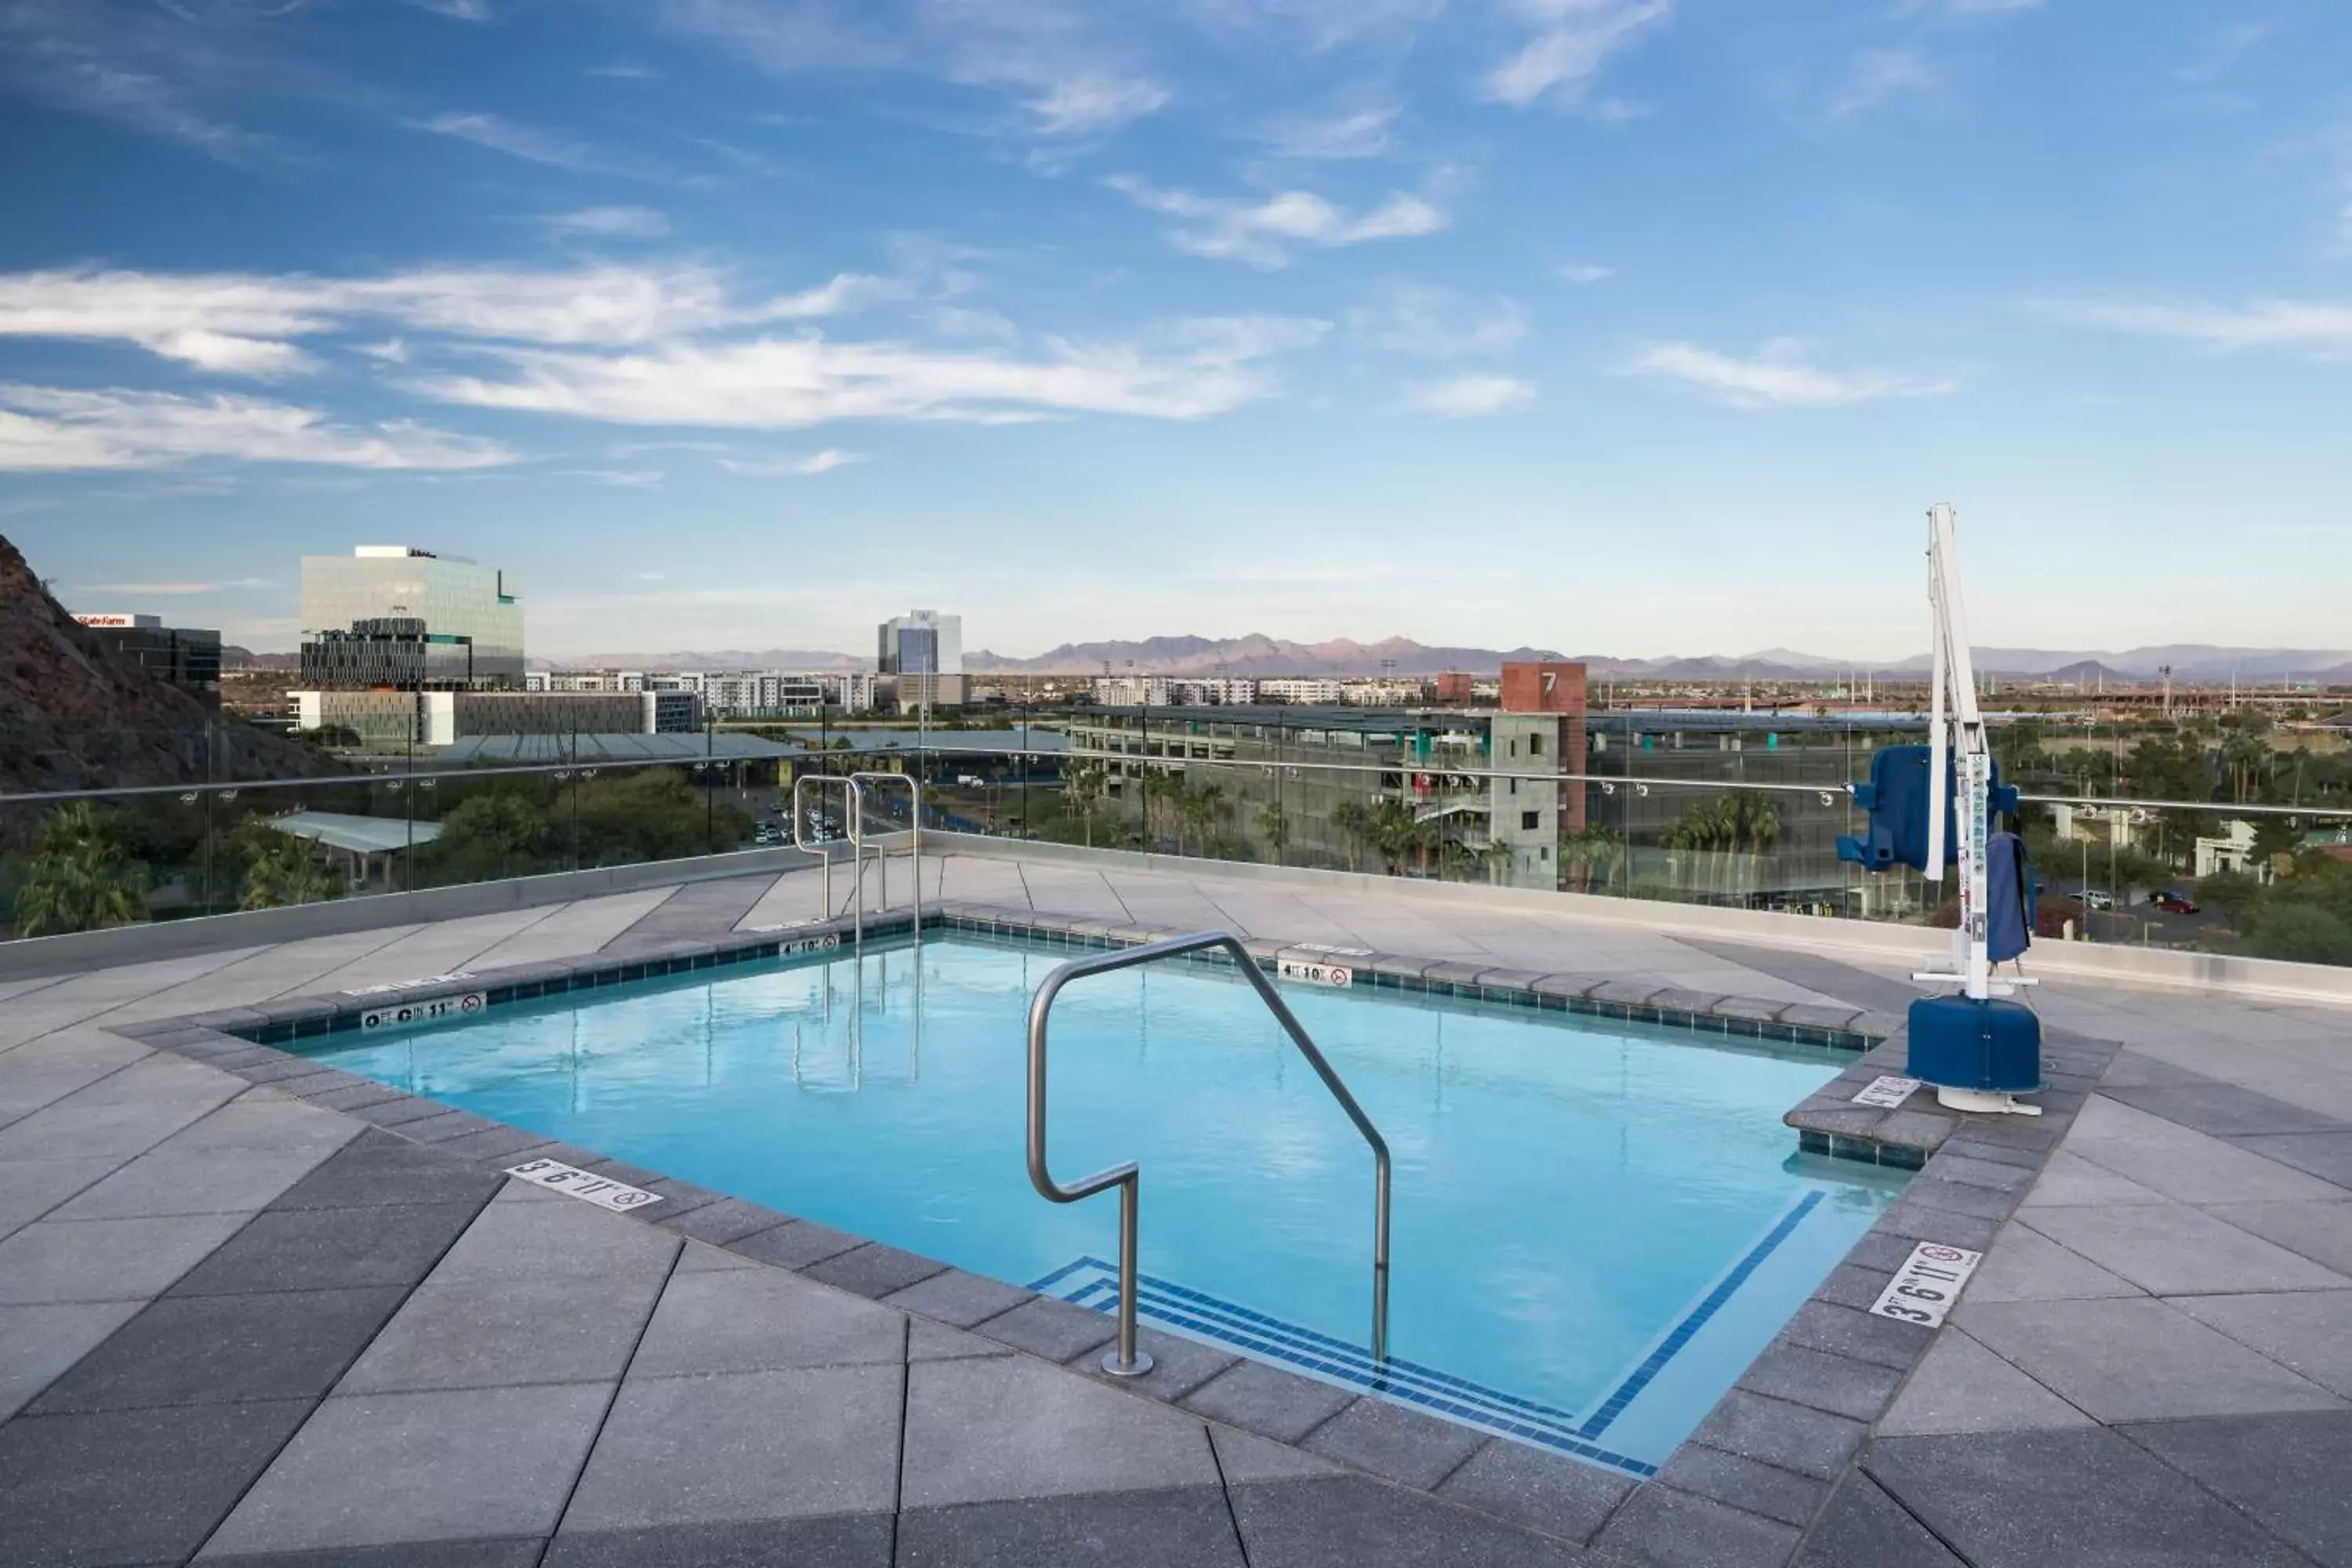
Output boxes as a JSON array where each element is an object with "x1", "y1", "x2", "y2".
[
  {"x1": 1869, "y1": 1242, "x2": 1982, "y2": 1329},
  {"x1": 505, "y1": 1159, "x2": 664, "y2": 1213},
  {"x1": 1277, "y1": 958, "x2": 1353, "y2": 988}
]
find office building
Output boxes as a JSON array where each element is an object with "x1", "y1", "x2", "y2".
[
  {"x1": 292, "y1": 689, "x2": 699, "y2": 751},
  {"x1": 531, "y1": 669, "x2": 874, "y2": 717},
  {"x1": 72, "y1": 612, "x2": 223, "y2": 707},
  {"x1": 877, "y1": 610, "x2": 965, "y2": 714},
  {"x1": 299, "y1": 546, "x2": 524, "y2": 690}
]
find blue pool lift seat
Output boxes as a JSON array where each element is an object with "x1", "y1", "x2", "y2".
[{"x1": 1835, "y1": 745, "x2": 2019, "y2": 873}]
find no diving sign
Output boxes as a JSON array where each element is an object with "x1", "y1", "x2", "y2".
[
  {"x1": 359, "y1": 992, "x2": 486, "y2": 1030},
  {"x1": 505, "y1": 1159, "x2": 664, "y2": 1213}
]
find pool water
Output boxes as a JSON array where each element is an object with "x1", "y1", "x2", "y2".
[{"x1": 307, "y1": 934, "x2": 1902, "y2": 1472}]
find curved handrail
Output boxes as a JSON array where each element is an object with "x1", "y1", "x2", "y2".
[
  {"x1": 791, "y1": 774, "x2": 871, "y2": 942},
  {"x1": 1026, "y1": 931, "x2": 1391, "y2": 1377},
  {"x1": 849, "y1": 771, "x2": 921, "y2": 941}
]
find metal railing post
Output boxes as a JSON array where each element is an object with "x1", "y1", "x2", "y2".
[
  {"x1": 1026, "y1": 930, "x2": 1390, "y2": 1377},
  {"x1": 851, "y1": 772, "x2": 922, "y2": 942}
]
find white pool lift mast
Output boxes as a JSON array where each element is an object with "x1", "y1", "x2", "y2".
[{"x1": 1915, "y1": 503, "x2": 2039, "y2": 1112}]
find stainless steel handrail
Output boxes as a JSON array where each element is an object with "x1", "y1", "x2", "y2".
[
  {"x1": 790, "y1": 774, "x2": 872, "y2": 943},
  {"x1": 849, "y1": 771, "x2": 921, "y2": 942},
  {"x1": 1025, "y1": 931, "x2": 1391, "y2": 1377}
]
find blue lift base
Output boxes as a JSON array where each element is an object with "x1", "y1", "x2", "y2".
[{"x1": 1908, "y1": 993, "x2": 2043, "y2": 1097}]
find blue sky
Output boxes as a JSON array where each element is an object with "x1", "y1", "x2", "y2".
[{"x1": 0, "y1": 0, "x2": 2347, "y2": 661}]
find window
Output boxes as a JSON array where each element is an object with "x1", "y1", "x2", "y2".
[
  {"x1": 1528, "y1": 732, "x2": 1545, "y2": 757},
  {"x1": 1521, "y1": 811, "x2": 1541, "y2": 830}
]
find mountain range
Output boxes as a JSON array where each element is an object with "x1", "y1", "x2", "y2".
[{"x1": 515, "y1": 635, "x2": 2352, "y2": 684}]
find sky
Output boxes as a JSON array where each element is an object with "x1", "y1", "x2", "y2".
[{"x1": 0, "y1": 0, "x2": 2347, "y2": 662}]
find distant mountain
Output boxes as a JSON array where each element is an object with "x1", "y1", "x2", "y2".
[
  {"x1": 2037, "y1": 660, "x2": 2132, "y2": 685},
  {"x1": 221, "y1": 645, "x2": 299, "y2": 672},
  {"x1": 965, "y1": 634, "x2": 1569, "y2": 676},
  {"x1": 530, "y1": 649, "x2": 872, "y2": 672}
]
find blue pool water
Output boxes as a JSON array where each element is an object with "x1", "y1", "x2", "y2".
[{"x1": 306, "y1": 934, "x2": 1902, "y2": 1472}]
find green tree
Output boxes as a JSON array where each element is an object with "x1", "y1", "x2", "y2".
[
  {"x1": 2196, "y1": 869, "x2": 2263, "y2": 926},
  {"x1": 1257, "y1": 802, "x2": 1290, "y2": 853},
  {"x1": 11, "y1": 803, "x2": 149, "y2": 936},
  {"x1": 1329, "y1": 800, "x2": 1371, "y2": 873},
  {"x1": 1560, "y1": 822, "x2": 1625, "y2": 893},
  {"x1": 1661, "y1": 793, "x2": 1782, "y2": 854},
  {"x1": 1064, "y1": 763, "x2": 1107, "y2": 848},
  {"x1": 2244, "y1": 902, "x2": 2352, "y2": 967},
  {"x1": 239, "y1": 836, "x2": 340, "y2": 909}
]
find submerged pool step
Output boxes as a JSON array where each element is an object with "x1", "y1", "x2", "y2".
[{"x1": 1030, "y1": 1258, "x2": 1657, "y2": 1476}]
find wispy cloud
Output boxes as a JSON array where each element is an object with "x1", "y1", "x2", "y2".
[
  {"x1": 411, "y1": 111, "x2": 618, "y2": 172},
  {"x1": 1260, "y1": 107, "x2": 1399, "y2": 160},
  {"x1": 1624, "y1": 340, "x2": 1957, "y2": 407},
  {"x1": 1402, "y1": 374, "x2": 1535, "y2": 416},
  {"x1": 1484, "y1": 0, "x2": 1675, "y2": 114},
  {"x1": 1829, "y1": 48, "x2": 1935, "y2": 118},
  {"x1": 557, "y1": 468, "x2": 665, "y2": 487},
  {"x1": 0, "y1": 385, "x2": 517, "y2": 472},
  {"x1": 1028, "y1": 77, "x2": 1171, "y2": 137},
  {"x1": 405, "y1": 0, "x2": 492, "y2": 20},
  {"x1": 2175, "y1": 20, "x2": 2272, "y2": 85},
  {"x1": 410, "y1": 315, "x2": 1330, "y2": 428},
  {"x1": 717, "y1": 448, "x2": 869, "y2": 476},
  {"x1": 1352, "y1": 282, "x2": 1526, "y2": 357},
  {"x1": 1109, "y1": 177, "x2": 1446, "y2": 267},
  {"x1": 75, "y1": 577, "x2": 274, "y2": 594},
  {"x1": 1557, "y1": 263, "x2": 1613, "y2": 284},
  {"x1": 543, "y1": 206, "x2": 670, "y2": 239},
  {"x1": 2036, "y1": 298, "x2": 2352, "y2": 356}
]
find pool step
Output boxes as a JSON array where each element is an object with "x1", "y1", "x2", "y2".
[{"x1": 1029, "y1": 1258, "x2": 1656, "y2": 1476}]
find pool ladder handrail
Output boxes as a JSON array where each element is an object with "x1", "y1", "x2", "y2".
[
  {"x1": 1025, "y1": 931, "x2": 1391, "y2": 1378},
  {"x1": 790, "y1": 774, "x2": 869, "y2": 943},
  {"x1": 848, "y1": 771, "x2": 920, "y2": 942}
]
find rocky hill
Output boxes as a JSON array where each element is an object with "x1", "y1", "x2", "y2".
[{"x1": 0, "y1": 533, "x2": 331, "y2": 797}]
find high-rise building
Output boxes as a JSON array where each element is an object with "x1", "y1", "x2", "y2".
[
  {"x1": 877, "y1": 610, "x2": 965, "y2": 714},
  {"x1": 72, "y1": 612, "x2": 223, "y2": 706},
  {"x1": 299, "y1": 546, "x2": 523, "y2": 690}
]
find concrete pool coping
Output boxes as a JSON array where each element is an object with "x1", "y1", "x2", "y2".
[{"x1": 99, "y1": 897, "x2": 2102, "y2": 1563}]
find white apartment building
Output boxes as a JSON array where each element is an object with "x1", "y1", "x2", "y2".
[
  {"x1": 527, "y1": 669, "x2": 873, "y2": 716},
  {"x1": 1091, "y1": 677, "x2": 1259, "y2": 706},
  {"x1": 1257, "y1": 677, "x2": 1347, "y2": 705}
]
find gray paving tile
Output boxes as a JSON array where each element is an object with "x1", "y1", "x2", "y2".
[
  {"x1": 884, "y1": 1268, "x2": 1033, "y2": 1328},
  {"x1": 563, "y1": 1363, "x2": 902, "y2": 1530},
  {"x1": 0, "y1": 1155, "x2": 118, "y2": 1236},
  {"x1": 1896, "y1": 1176, "x2": 2020, "y2": 1221},
  {"x1": 170, "y1": 1202, "x2": 483, "y2": 1296},
  {"x1": 2020, "y1": 1203, "x2": 2352, "y2": 1295},
  {"x1": 2069, "y1": 1125, "x2": 2346, "y2": 1204},
  {"x1": 1791, "y1": 1475, "x2": 1965, "y2": 1567},
  {"x1": 1964, "y1": 1221, "x2": 2143, "y2": 1304},
  {"x1": 1439, "y1": 1439, "x2": 1636, "y2": 1544},
  {"x1": 206, "y1": 1541, "x2": 548, "y2": 1568},
  {"x1": 0, "y1": 1398, "x2": 314, "y2": 1567},
  {"x1": 652, "y1": 1196, "x2": 793, "y2": 1246},
  {"x1": 1230, "y1": 1474, "x2": 1590, "y2": 1568},
  {"x1": 49, "y1": 1145, "x2": 343, "y2": 1221},
  {"x1": 2019, "y1": 1151, "x2": 2172, "y2": 1207},
  {"x1": 433, "y1": 1125, "x2": 557, "y2": 1165},
  {"x1": 1733, "y1": 1343, "x2": 1904, "y2": 1424},
  {"x1": 1065, "y1": 1324, "x2": 1240, "y2": 1403},
  {"x1": 429, "y1": 1192, "x2": 681, "y2": 1283},
  {"x1": 900, "y1": 1352, "x2": 1218, "y2": 1508},
  {"x1": 1593, "y1": 1482, "x2": 1802, "y2": 1568},
  {"x1": 1775, "y1": 1300, "x2": 1936, "y2": 1371},
  {"x1": 1300, "y1": 1395, "x2": 1486, "y2": 1489},
  {"x1": 1876, "y1": 1326, "x2": 2094, "y2": 1437},
  {"x1": 0, "y1": 1212, "x2": 250, "y2": 1305},
  {"x1": 726, "y1": 1217, "x2": 865, "y2": 1269},
  {"x1": 897, "y1": 1486, "x2": 1245, "y2": 1568},
  {"x1": 629, "y1": 1263, "x2": 906, "y2": 1377},
  {"x1": 800, "y1": 1240, "x2": 949, "y2": 1299},
  {"x1": 2105, "y1": 1083, "x2": 2345, "y2": 1138},
  {"x1": 674, "y1": 1238, "x2": 762, "y2": 1273},
  {"x1": 397, "y1": 1109, "x2": 505, "y2": 1144},
  {"x1": 2170, "y1": 1291, "x2": 2352, "y2": 1399},
  {"x1": 2202, "y1": 1200, "x2": 2352, "y2": 1277},
  {"x1": 347, "y1": 1093, "x2": 461, "y2": 1129},
  {"x1": 1929, "y1": 1152, "x2": 2035, "y2": 1193},
  {"x1": 267, "y1": 1129, "x2": 506, "y2": 1209},
  {"x1": 30, "y1": 1286, "x2": 405, "y2": 1413},
  {"x1": 1687, "y1": 1389, "x2": 1867, "y2": 1483},
  {"x1": 1959, "y1": 1297, "x2": 2344, "y2": 1422},
  {"x1": 1207, "y1": 1423, "x2": 1343, "y2": 1485},
  {"x1": 2123, "y1": 1410, "x2": 2352, "y2": 1568},
  {"x1": 1655, "y1": 1442, "x2": 1826, "y2": 1530},
  {"x1": 0, "y1": 1299, "x2": 143, "y2": 1420},
  {"x1": 1866, "y1": 1427, "x2": 2312, "y2": 1567},
  {"x1": 971, "y1": 1293, "x2": 1118, "y2": 1362},
  {"x1": 909, "y1": 1317, "x2": 1014, "y2": 1361},
  {"x1": 204, "y1": 1382, "x2": 614, "y2": 1555},
  {"x1": 2232, "y1": 1132, "x2": 2352, "y2": 1191},
  {"x1": 1181, "y1": 1358, "x2": 1357, "y2": 1444},
  {"x1": 545, "y1": 1515, "x2": 892, "y2": 1568},
  {"x1": 341, "y1": 1272, "x2": 666, "y2": 1393}
]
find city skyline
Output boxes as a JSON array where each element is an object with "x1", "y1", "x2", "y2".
[{"x1": 1, "y1": 1, "x2": 2348, "y2": 657}]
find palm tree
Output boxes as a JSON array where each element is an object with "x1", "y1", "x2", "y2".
[
  {"x1": 12, "y1": 803, "x2": 148, "y2": 936},
  {"x1": 1330, "y1": 800, "x2": 1371, "y2": 872},
  {"x1": 1559, "y1": 822, "x2": 1624, "y2": 892},
  {"x1": 1257, "y1": 802, "x2": 1290, "y2": 855},
  {"x1": 239, "y1": 837, "x2": 340, "y2": 909},
  {"x1": 1362, "y1": 799, "x2": 1435, "y2": 876},
  {"x1": 1176, "y1": 785, "x2": 1224, "y2": 856},
  {"x1": 1065, "y1": 763, "x2": 1106, "y2": 848}
]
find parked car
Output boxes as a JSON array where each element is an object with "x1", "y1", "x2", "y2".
[
  {"x1": 2083, "y1": 889, "x2": 2115, "y2": 912},
  {"x1": 2152, "y1": 891, "x2": 2201, "y2": 914}
]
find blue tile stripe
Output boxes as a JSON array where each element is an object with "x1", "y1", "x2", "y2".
[
  {"x1": 1032, "y1": 1261, "x2": 1656, "y2": 1477},
  {"x1": 1572, "y1": 1189, "x2": 1824, "y2": 1439}
]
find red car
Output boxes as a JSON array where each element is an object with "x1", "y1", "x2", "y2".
[{"x1": 2152, "y1": 892, "x2": 2201, "y2": 914}]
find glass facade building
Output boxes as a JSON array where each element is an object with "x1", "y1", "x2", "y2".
[{"x1": 299, "y1": 546, "x2": 524, "y2": 690}]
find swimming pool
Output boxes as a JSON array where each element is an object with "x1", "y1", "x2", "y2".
[{"x1": 302, "y1": 932, "x2": 1902, "y2": 1473}]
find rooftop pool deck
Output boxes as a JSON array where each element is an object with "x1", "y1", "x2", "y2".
[{"x1": 3, "y1": 847, "x2": 2350, "y2": 1568}]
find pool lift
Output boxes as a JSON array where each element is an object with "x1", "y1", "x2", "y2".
[{"x1": 1836, "y1": 504, "x2": 2044, "y2": 1116}]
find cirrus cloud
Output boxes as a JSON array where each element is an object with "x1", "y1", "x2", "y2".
[
  {"x1": 1624, "y1": 340, "x2": 1957, "y2": 407},
  {"x1": 1402, "y1": 373, "x2": 1536, "y2": 416},
  {"x1": 0, "y1": 384, "x2": 517, "y2": 472},
  {"x1": 1108, "y1": 176, "x2": 1447, "y2": 267}
]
